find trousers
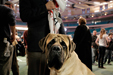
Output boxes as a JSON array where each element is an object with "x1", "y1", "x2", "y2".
[
  {"x1": 0, "y1": 41, "x2": 13, "y2": 75},
  {"x1": 28, "y1": 52, "x2": 50, "y2": 75}
]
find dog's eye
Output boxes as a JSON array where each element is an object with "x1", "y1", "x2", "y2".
[
  {"x1": 60, "y1": 41, "x2": 67, "y2": 49},
  {"x1": 63, "y1": 46, "x2": 66, "y2": 49},
  {"x1": 47, "y1": 39, "x2": 55, "y2": 48},
  {"x1": 60, "y1": 41, "x2": 66, "y2": 46}
]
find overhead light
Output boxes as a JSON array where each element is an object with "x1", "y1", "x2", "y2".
[
  {"x1": 102, "y1": 2, "x2": 108, "y2": 5},
  {"x1": 79, "y1": 2, "x2": 81, "y2": 4},
  {"x1": 92, "y1": 21, "x2": 94, "y2": 23},
  {"x1": 17, "y1": 5, "x2": 19, "y2": 7},
  {"x1": 14, "y1": 4, "x2": 17, "y2": 6},
  {"x1": 64, "y1": 28, "x2": 67, "y2": 31},
  {"x1": 110, "y1": 1, "x2": 113, "y2": 2},
  {"x1": 65, "y1": 0, "x2": 68, "y2": 2},
  {"x1": 16, "y1": 27, "x2": 28, "y2": 30},
  {"x1": 94, "y1": 2, "x2": 100, "y2": 5},
  {"x1": 104, "y1": 12, "x2": 107, "y2": 15},
  {"x1": 79, "y1": 16, "x2": 82, "y2": 18},
  {"x1": 94, "y1": 10, "x2": 99, "y2": 12}
]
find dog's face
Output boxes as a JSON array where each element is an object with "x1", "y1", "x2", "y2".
[{"x1": 39, "y1": 33, "x2": 76, "y2": 70}]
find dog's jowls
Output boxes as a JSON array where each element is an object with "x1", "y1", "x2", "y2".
[{"x1": 39, "y1": 33, "x2": 95, "y2": 75}]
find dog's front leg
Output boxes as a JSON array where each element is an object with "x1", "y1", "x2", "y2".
[{"x1": 50, "y1": 69, "x2": 57, "y2": 75}]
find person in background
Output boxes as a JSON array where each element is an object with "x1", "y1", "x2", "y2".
[
  {"x1": 95, "y1": 28, "x2": 109, "y2": 69},
  {"x1": 23, "y1": 30, "x2": 28, "y2": 65},
  {"x1": 15, "y1": 32, "x2": 21, "y2": 42},
  {"x1": 12, "y1": 39, "x2": 19, "y2": 75},
  {"x1": 5, "y1": 1, "x2": 19, "y2": 75},
  {"x1": 19, "y1": 0, "x2": 65, "y2": 75},
  {"x1": 73, "y1": 17, "x2": 92, "y2": 71},
  {"x1": 91, "y1": 30, "x2": 98, "y2": 65},
  {"x1": 0, "y1": 1, "x2": 16, "y2": 75},
  {"x1": 103, "y1": 33, "x2": 113, "y2": 65}
]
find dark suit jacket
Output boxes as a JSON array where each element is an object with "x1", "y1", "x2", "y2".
[
  {"x1": 19, "y1": 0, "x2": 65, "y2": 52},
  {"x1": 73, "y1": 24, "x2": 92, "y2": 71}
]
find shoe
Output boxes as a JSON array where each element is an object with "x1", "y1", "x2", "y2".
[
  {"x1": 98, "y1": 66, "x2": 101, "y2": 68},
  {"x1": 98, "y1": 66, "x2": 106, "y2": 69},
  {"x1": 108, "y1": 63, "x2": 112, "y2": 65},
  {"x1": 100, "y1": 66, "x2": 106, "y2": 69}
]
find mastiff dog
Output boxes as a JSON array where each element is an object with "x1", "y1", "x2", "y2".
[{"x1": 39, "y1": 33, "x2": 95, "y2": 75}]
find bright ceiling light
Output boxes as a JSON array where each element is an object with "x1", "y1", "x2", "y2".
[
  {"x1": 65, "y1": 0, "x2": 68, "y2": 2},
  {"x1": 110, "y1": 1, "x2": 113, "y2": 2},
  {"x1": 94, "y1": 10, "x2": 99, "y2": 12},
  {"x1": 64, "y1": 28, "x2": 67, "y2": 31},
  {"x1": 102, "y1": 2, "x2": 108, "y2": 5},
  {"x1": 14, "y1": 4, "x2": 17, "y2": 6},
  {"x1": 79, "y1": 16, "x2": 82, "y2": 18},
  {"x1": 16, "y1": 5, "x2": 19, "y2": 7},
  {"x1": 79, "y1": 2, "x2": 81, "y2": 4},
  {"x1": 94, "y1": 2, "x2": 100, "y2": 5},
  {"x1": 16, "y1": 27, "x2": 28, "y2": 30}
]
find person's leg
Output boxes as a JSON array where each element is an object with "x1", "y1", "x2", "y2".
[
  {"x1": 98, "y1": 46, "x2": 102, "y2": 68},
  {"x1": 95, "y1": 49, "x2": 99, "y2": 62},
  {"x1": 11, "y1": 46, "x2": 19, "y2": 75},
  {"x1": 92, "y1": 48, "x2": 96, "y2": 64},
  {"x1": 0, "y1": 42, "x2": 14, "y2": 75},
  {"x1": 25, "y1": 48, "x2": 28, "y2": 65},
  {"x1": 40, "y1": 53, "x2": 50, "y2": 75},
  {"x1": 103, "y1": 49, "x2": 109, "y2": 64},
  {"x1": 28, "y1": 52, "x2": 50, "y2": 75},
  {"x1": 28, "y1": 52, "x2": 42, "y2": 75},
  {"x1": 101, "y1": 47, "x2": 106, "y2": 68},
  {"x1": 108, "y1": 50, "x2": 112, "y2": 64}
]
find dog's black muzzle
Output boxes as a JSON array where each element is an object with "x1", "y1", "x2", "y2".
[
  {"x1": 48, "y1": 45, "x2": 63, "y2": 70},
  {"x1": 51, "y1": 45, "x2": 62, "y2": 52}
]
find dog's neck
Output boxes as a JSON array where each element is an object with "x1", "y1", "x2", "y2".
[{"x1": 49, "y1": 51, "x2": 79, "y2": 75}]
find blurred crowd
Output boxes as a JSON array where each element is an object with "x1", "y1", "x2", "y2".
[{"x1": 0, "y1": 1, "x2": 113, "y2": 75}]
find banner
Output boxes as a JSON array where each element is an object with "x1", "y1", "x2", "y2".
[
  {"x1": 87, "y1": 8, "x2": 90, "y2": 13},
  {"x1": 82, "y1": 9, "x2": 85, "y2": 14},
  {"x1": 105, "y1": 4, "x2": 108, "y2": 9},
  {"x1": 100, "y1": 5, "x2": 103, "y2": 11},
  {"x1": 68, "y1": 10, "x2": 71, "y2": 16}
]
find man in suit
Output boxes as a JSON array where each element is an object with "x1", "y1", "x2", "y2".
[{"x1": 19, "y1": 0, "x2": 65, "y2": 75}]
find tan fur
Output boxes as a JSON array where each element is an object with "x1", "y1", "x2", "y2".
[
  {"x1": 39, "y1": 33, "x2": 95, "y2": 75},
  {"x1": 49, "y1": 52, "x2": 95, "y2": 75}
]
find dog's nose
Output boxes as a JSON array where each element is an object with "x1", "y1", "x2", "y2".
[{"x1": 52, "y1": 46, "x2": 61, "y2": 52}]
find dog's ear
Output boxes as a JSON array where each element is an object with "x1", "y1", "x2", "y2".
[
  {"x1": 67, "y1": 36, "x2": 76, "y2": 53},
  {"x1": 39, "y1": 33, "x2": 51, "y2": 53},
  {"x1": 39, "y1": 37, "x2": 46, "y2": 53}
]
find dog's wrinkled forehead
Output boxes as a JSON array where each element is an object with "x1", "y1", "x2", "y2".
[{"x1": 46, "y1": 34, "x2": 69, "y2": 46}]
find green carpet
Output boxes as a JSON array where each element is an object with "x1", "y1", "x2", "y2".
[{"x1": 10, "y1": 56, "x2": 113, "y2": 75}]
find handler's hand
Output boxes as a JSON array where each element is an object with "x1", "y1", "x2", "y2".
[
  {"x1": 10, "y1": 34, "x2": 15, "y2": 43},
  {"x1": 46, "y1": 1, "x2": 56, "y2": 10}
]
